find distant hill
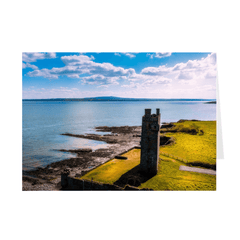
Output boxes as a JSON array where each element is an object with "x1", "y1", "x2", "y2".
[
  {"x1": 23, "y1": 96, "x2": 216, "y2": 102},
  {"x1": 204, "y1": 101, "x2": 217, "y2": 104}
]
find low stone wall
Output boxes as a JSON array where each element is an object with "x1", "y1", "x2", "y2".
[
  {"x1": 61, "y1": 174, "x2": 121, "y2": 190},
  {"x1": 115, "y1": 146, "x2": 141, "y2": 156},
  {"x1": 61, "y1": 173, "x2": 150, "y2": 190}
]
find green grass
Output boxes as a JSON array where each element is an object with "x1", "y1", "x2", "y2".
[
  {"x1": 80, "y1": 121, "x2": 216, "y2": 190},
  {"x1": 139, "y1": 156, "x2": 216, "y2": 190},
  {"x1": 81, "y1": 149, "x2": 141, "y2": 184},
  {"x1": 160, "y1": 121, "x2": 216, "y2": 165}
]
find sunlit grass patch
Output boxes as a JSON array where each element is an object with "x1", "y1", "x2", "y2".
[
  {"x1": 81, "y1": 149, "x2": 141, "y2": 184},
  {"x1": 160, "y1": 121, "x2": 216, "y2": 165},
  {"x1": 139, "y1": 158, "x2": 216, "y2": 190},
  {"x1": 80, "y1": 121, "x2": 216, "y2": 190}
]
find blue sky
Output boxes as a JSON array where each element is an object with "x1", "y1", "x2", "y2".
[{"x1": 22, "y1": 52, "x2": 216, "y2": 99}]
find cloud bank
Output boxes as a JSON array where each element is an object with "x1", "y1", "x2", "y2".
[
  {"x1": 22, "y1": 52, "x2": 56, "y2": 62},
  {"x1": 23, "y1": 52, "x2": 216, "y2": 98}
]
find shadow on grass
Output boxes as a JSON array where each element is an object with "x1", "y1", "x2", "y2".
[
  {"x1": 113, "y1": 164, "x2": 155, "y2": 188},
  {"x1": 161, "y1": 122, "x2": 204, "y2": 135},
  {"x1": 187, "y1": 161, "x2": 216, "y2": 170}
]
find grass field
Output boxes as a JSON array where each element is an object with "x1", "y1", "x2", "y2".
[
  {"x1": 160, "y1": 121, "x2": 216, "y2": 165},
  {"x1": 80, "y1": 121, "x2": 216, "y2": 190},
  {"x1": 139, "y1": 155, "x2": 216, "y2": 190},
  {"x1": 81, "y1": 149, "x2": 141, "y2": 184}
]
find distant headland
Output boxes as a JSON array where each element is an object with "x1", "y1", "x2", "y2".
[
  {"x1": 22, "y1": 96, "x2": 216, "y2": 102},
  {"x1": 204, "y1": 101, "x2": 217, "y2": 104}
]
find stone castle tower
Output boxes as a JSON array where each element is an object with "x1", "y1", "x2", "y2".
[{"x1": 140, "y1": 108, "x2": 161, "y2": 176}]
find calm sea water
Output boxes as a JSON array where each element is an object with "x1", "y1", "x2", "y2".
[{"x1": 22, "y1": 100, "x2": 216, "y2": 170}]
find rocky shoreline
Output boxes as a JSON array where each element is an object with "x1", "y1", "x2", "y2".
[
  {"x1": 22, "y1": 122, "x2": 179, "y2": 191},
  {"x1": 22, "y1": 126, "x2": 142, "y2": 191}
]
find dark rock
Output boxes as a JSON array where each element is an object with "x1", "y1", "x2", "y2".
[
  {"x1": 59, "y1": 148, "x2": 92, "y2": 153},
  {"x1": 133, "y1": 134, "x2": 141, "y2": 137},
  {"x1": 161, "y1": 123, "x2": 174, "y2": 129},
  {"x1": 62, "y1": 168, "x2": 70, "y2": 176},
  {"x1": 81, "y1": 171, "x2": 88, "y2": 176},
  {"x1": 75, "y1": 173, "x2": 82, "y2": 178},
  {"x1": 95, "y1": 126, "x2": 139, "y2": 134},
  {"x1": 115, "y1": 155, "x2": 128, "y2": 160}
]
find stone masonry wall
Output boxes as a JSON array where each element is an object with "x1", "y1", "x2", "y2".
[
  {"x1": 61, "y1": 174, "x2": 122, "y2": 190},
  {"x1": 61, "y1": 174, "x2": 149, "y2": 190},
  {"x1": 140, "y1": 109, "x2": 160, "y2": 176}
]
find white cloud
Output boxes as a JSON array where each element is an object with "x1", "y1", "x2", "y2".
[
  {"x1": 141, "y1": 65, "x2": 172, "y2": 76},
  {"x1": 178, "y1": 79, "x2": 197, "y2": 85},
  {"x1": 177, "y1": 71, "x2": 194, "y2": 80},
  {"x1": 195, "y1": 84, "x2": 216, "y2": 92},
  {"x1": 24, "y1": 52, "x2": 216, "y2": 99},
  {"x1": 147, "y1": 52, "x2": 172, "y2": 59},
  {"x1": 114, "y1": 52, "x2": 136, "y2": 58},
  {"x1": 61, "y1": 54, "x2": 95, "y2": 65},
  {"x1": 144, "y1": 77, "x2": 172, "y2": 85},
  {"x1": 66, "y1": 74, "x2": 81, "y2": 79},
  {"x1": 205, "y1": 70, "x2": 217, "y2": 78},
  {"x1": 22, "y1": 52, "x2": 56, "y2": 62},
  {"x1": 123, "y1": 53, "x2": 136, "y2": 58},
  {"x1": 122, "y1": 75, "x2": 172, "y2": 90},
  {"x1": 97, "y1": 85, "x2": 109, "y2": 89},
  {"x1": 173, "y1": 53, "x2": 216, "y2": 72},
  {"x1": 27, "y1": 54, "x2": 136, "y2": 80},
  {"x1": 22, "y1": 62, "x2": 38, "y2": 70},
  {"x1": 121, "y1": 82, "x2": 142, "y2": 89},
  {"x1": 80, "y1": 74, "x2": 120, "y2": 86},
  {"x1": 142, "y1": 53, "x2": 217, "y2": 83},
  {"x1": 127, "y1": 72, "x2": 172, "y2": 84},
  {"x1": 27, "y1": 66, "x2": 85, "y2": 79}
]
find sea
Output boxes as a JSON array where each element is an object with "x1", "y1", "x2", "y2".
[{"x1": 22, "y1": 100, "x2": 216, "y2": 170}]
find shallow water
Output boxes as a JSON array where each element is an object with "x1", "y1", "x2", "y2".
[{"x1": 22, "y1": 100, "x2": 216, "y2": 170}]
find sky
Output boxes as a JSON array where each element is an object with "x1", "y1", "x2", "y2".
[{"x1": 22, "y1": 52, "x2": 217, "y2": 99}]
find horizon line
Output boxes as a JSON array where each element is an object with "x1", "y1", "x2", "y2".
[{"x1": 22, "y1": 96, "x2": 216, "y2": 100}]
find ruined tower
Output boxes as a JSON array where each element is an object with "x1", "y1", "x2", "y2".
[{"x1": 140, "y1": 108, "x2": 161, "y2": 176}]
